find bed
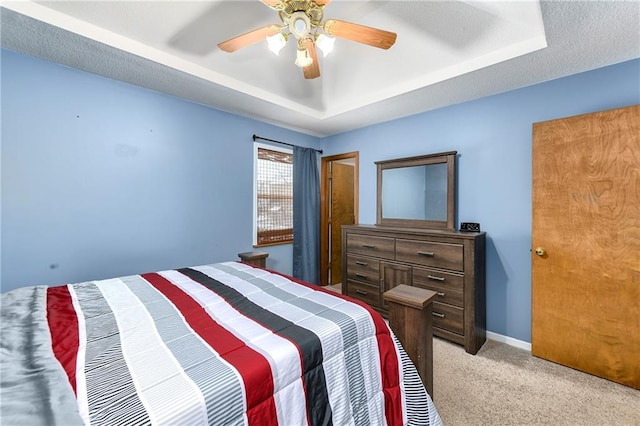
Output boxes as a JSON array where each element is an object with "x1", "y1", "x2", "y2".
[{"x1": 1, "y1": 261, "x2": 442, "y2": 425}]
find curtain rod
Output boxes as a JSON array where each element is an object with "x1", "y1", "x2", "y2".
[{"x1": 253, "y1": 134, "x2": 323, "y2": 154}]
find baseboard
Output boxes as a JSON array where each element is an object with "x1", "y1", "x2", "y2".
[{"x1": 486, "y1": 331, "x2": 532, "y2": 352}]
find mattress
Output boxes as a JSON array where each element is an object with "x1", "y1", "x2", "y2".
[{"x1": 0, "y1": 261, "x2": 442, "y2": 425}]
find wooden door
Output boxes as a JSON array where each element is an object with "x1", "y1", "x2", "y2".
[
  {"x1": 320, "y1": 153, "x2": 359, "y2": 286},
  {"x1": 532, "y1": 104, "x2": 640, "y2": 389},
  {"x1": 330, "y1": 163, "x2": 355, "y2": 284}
]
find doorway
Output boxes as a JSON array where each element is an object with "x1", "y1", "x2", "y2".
[
  {"x1": 320, "y1": 152, "x2": 359, "y2": 286},
  {"x1": 531, "y1": 104, "x2": 639, "y2": 389}
]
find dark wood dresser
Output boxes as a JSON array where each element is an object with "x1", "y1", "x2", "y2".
[{"x1": 342, "y1": 224, "x2": 486, "y2": 354}]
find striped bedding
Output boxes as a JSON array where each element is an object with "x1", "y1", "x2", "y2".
[{"x1": 0, "y1": 261, "x2": 442, "y2": 426}]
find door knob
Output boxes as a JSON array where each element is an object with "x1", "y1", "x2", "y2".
[{"x1": 535, "y1": 247, "x2": 546, "y2": 256}]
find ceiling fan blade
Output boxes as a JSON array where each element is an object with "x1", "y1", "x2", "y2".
[
  {"x1": 218, "y1": 25, "x2": 281, "y2": 53},
  {"x1": 323, "y1": 19, "x2": 397, "y2": 50},
  {"x1": 303, "y1": 41, "x2": 320, "y2": 79},
  {"x1": 260, "y1": 0, "x2": 282, "y2": 7}
]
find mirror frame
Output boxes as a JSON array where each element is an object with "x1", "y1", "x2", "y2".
[{"x1": 376, "y1": 151, "x2": 457, "y2": 230}]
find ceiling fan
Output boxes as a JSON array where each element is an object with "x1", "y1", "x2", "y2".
[{"x1": 217, "y1": 0, "x2": 397, "y2": 79}]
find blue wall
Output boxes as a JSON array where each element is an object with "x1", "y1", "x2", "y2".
[
  {"x1": 2, "y1": 47, "x2": 638, "y2": 343},
  {"x1": 1, "y1": 49, "x2": 320, "y2": 292},
  {"x1": 321, "y1": 58, "x2": 640, "y2": 343}
]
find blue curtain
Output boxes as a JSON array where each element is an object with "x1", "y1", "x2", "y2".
[{"x1": 293, "y1": 146, "x2": 320, "y2": 284}]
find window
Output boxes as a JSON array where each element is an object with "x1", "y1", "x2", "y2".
[{"x1": 254, "y1": 144, "x2": 293, "y2": 246}]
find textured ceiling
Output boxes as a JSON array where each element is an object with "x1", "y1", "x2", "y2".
[{"x1": 1, "y1": 1, "x2": 639, "y2": 137}]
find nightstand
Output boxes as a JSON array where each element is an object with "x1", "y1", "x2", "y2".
[{"x1": 238, "y1": 251, "x2": 269, "y2": 268}]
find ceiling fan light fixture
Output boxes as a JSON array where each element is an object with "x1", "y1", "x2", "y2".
[
  {"x1": 266, "y1": 32, "x2": 287, "y2": 55},
  {"x1": 315, "y1": 34, "x2": 335, "y2": 56},
  {"x1": 289, "y1": 11, "x2": 311, "y2": 39},
  {"x1": 295, "y1": 47, "x2": 313, "y2": 68}
]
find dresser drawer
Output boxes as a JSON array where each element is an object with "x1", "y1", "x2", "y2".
[
  {"x1": 431, "y1": 302, "x2": 464, "y2": 335},
  {"x1": 346, "y1": 254, "x2": 379, "y2": 286},
  {"x1": 396, "y1": 239, "x2": 463, "y2": 271},
  {"x1": 412, "y1": 266, "x2": 464, "y2": 291},
  {"x1": 412, "y1": 267, "x2": 464, "y2": 309},
  {"x1": 414, "y1": 282, "x2": 463, "y2": 308},
  {"x1": 345, "y1": 280, "x2": 381, "y2": 308},
  {"x1": 347, "y1": 234, "x2": 395, "y2": 260}
]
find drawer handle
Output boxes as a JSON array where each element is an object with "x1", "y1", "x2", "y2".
[
  {"x1": 355, "y1": 273, "x2": 368, "y2": 279},
  {"x1": 355, "y1": 289, "x2": 368, "y2": 296},
  {"x1": 355, "y1": 261, "x2": 368, "y2": 266},
  {"x1": 432, "y1": 312, "x2": 445, "y2": 318},
  {"x1": 362, "y1": 244, "x2": 375, "y2": 248},
  {"x1": 418, "y1": 251, "x2": 435, "y2": 257},
  {"x1": 427, "y1": 275, "x2": 445, "y2": 282},
  {"x1": 436, "y1": 292, "x2": 445, "y2": 297}
]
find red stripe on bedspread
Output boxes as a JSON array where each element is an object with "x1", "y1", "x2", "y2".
[
  {"x1": 141, "y1": 272, "x2": 278, "y2": 426},
  {"x1": 264, "y1": 267, "x2": 404, "y2": 425},
  {"x1": 47, "y1": 285, "x2": 79, "y2": 395}
]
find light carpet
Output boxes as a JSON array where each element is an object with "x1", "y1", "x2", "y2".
[{"x1": 432, "y1": 337, "x2": 639, "y2": 425}]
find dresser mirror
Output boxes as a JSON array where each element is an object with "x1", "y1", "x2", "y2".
[{"x1": 376, "y1": 151, "x2": 457, "y2": 230}]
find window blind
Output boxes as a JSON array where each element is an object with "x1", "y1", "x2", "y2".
[{"x1": 256, "y1": 147, "x2": 293, "y2": 245}]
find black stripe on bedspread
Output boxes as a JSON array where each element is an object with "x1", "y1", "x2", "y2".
[
  {"x1": 213, "y1": 263, "x2": 372, "y2": 425},
  {"x1": 178, "y1": 267, "x2": 333, "y2": 426}
]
